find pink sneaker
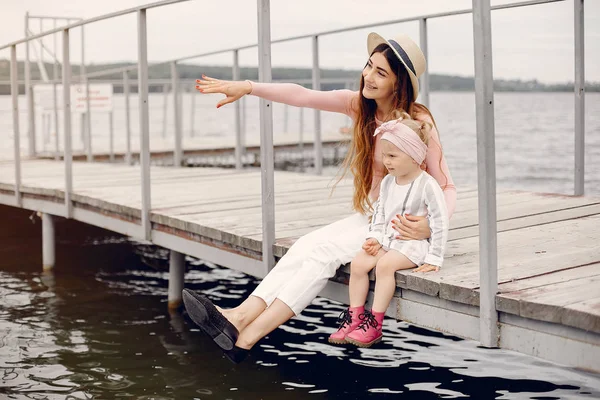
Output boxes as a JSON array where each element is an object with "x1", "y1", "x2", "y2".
[
  {"x1": 328, "y1": 306, "x2": 364, "y2": 345},
  {"x1": 345, "y1": 310, "x2": 383, "y2": 348}
]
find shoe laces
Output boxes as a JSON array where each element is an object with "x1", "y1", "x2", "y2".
[
  {"x1": 357, "y1": 310, "x2": 379, "y2": 332},
  {"x1": 336, "y1": 309, "x2": 353, "y2": 330}
]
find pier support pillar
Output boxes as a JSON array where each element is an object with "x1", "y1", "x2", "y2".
[
  {"x1": 42, "y1": 213, "x2": 55, "y2": 271},
  {"x1": 168, "y1": 250, "x2": 185, "y2": 310}
]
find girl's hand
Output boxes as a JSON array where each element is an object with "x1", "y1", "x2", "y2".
[
  {"x1": 195, "y1": 75, "x2": 252, "y2": 108},
  {"x1": 362, "y1": 238, "x2": 381, "y2": 256},
  {"x1": 413, "y1": 263, "x2": 440, "y2": 273},
  {"x1": 392, "y1": 214, "x2": 431, "y2": 241}
]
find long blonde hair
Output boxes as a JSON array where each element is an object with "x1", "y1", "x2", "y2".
[{"x1": 335, "y1": 44, "x2": 445, "y2": 215}]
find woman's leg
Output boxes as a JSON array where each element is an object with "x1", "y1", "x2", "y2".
[
  {"x1": 235, "y1": 216, "x2": 370, "y2": 349},
  {"x1": 238, "y1": 250, "x2": 385, "y2": 349},
  {"x1": 276, "y1": 214, "x2": 369, "y2": 315},
  {"x1": 235, "y1": 299, "x2": 295, "y2": 349},
  {"x1": 216, "y1": 213, "x2": 368, "y2": 333},
  {"x1": 215, "y1": 297, "x2": 267, "y2": 333},
  {"x1": 371, "y1": 251, "x2": 416, "y2": 313},
  {"x1": 348, "y1": 249, "x2": 384, "y2": 308}
]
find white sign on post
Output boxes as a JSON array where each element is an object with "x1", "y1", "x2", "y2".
[{"x1": 33, "y1": 83, "x2": 113, "y2": 113}]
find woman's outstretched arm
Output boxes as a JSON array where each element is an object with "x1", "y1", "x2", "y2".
[
  {"x1": 196, "y1": 75, "x2": 357, "y2": 117},
  {"x1": 249, "y1": 81, "x2": 356, "y2": 116}
]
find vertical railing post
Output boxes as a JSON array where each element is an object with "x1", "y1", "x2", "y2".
[
  {"x1": 257, "y1": 0, "x2": 275, "y2": 274},
  {"x1": 52, "y1": 21, "x2": 60, "y2": 160},
  {"x1": 574, "y1": 0, "x2": 585, "y2": 196},
  {"x1": 241, "y1": 95, "x2": 247, "y2": 148},
  {"x1": 79, "y1": 113, "x2": 85, "y2": 147},
  {"x1": 82, "y1": 25, "x2": 92, "y2": 162},
  {"x1": 25, "y1": 12, "x2": 36, "y2": 157},
  {"x1": 312, "y1": 35, "x2": 322, "y2": 174},
  {"x1": 419, "y1": 18, "x2": 430, "y2": 108},
  {"x1": 40, "y1": 18, "x2": 44, "y2": 64},
  {"x1": 79, "y1": 27, "x2": 85, "y2": 149},
  {"x1": 138, "y1": 9, "x2": 152, "y2": 240},
  {"x1": 62, "y1": 29, "x2": 73, "y2": 218},
  {"x1": 43, "y1": 114, "x2": 48, "y2": 150},
  {"x1": 171, "y1": 62, "x2": 183, "y2": 167},
  {"x1": 190, "y1": 89, "x2": 196, "y2": 138},
  {"x1": 472, "y1": 0, "x2": 498, "y2": 347},
  {"x1": 233, "y1": 49, "x2": 243, "y2": 170},
  {"x1": 123, "y1": 71, "x2": 132, "y2": 165},
  {"x1": 299, "y1": 107, "x2": 304, "y2": 151},
  {"x1": 109, "y1": 111, "x2": 115, "y2": 162},
  {"x1": 10, "y1": 45, "x2": 22, "y2": 207},
  {"x1": 162, "y1": 83, "x2": 169, "y2": 138}
]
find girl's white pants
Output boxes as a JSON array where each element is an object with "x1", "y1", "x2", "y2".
[{"x1": 251, "y1": 212, "x2": 369, "y2": 315}]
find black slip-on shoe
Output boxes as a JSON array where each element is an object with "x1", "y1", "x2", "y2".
[
  {"x1": 223, "y1": 345, "x2": 249, "y2": 364},
  {"x1": 182, "y1": 289, "x2": 239, "y2": 352}
]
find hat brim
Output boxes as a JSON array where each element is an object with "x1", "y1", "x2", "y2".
[{"x1": 367, "y1": 32, "x2": 419, "y2": 101}]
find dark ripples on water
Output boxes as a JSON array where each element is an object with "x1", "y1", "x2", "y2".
[{"x1": 1, "y1": 206, "x2": 600, "y2": 399}]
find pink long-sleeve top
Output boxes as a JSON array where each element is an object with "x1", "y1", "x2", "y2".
[{"x1": 248, "y1": 82, "x2": 457, "y2": 217}]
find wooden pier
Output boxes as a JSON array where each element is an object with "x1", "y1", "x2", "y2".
[{"x1": 1, "y1": 159, "x2": 598, "y2": 372}]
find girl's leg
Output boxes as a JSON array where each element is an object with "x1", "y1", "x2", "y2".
[
  {"x1": 371, "y1": 251, "x2": 416, "y2": 313},
  {"x1": 349, "y1": 249, "x2": 385, "y2": 308},
  {"x1": 329, "y1": 248, "x2": 385, "y2": 345},
  {"x1": 346, "y1": 251, "x2": 415, "y2": 348}
]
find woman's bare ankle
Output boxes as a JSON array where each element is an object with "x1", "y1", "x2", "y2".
[
  {"x1": 215, "y1": 306, "x2": 248, "y2": 332},
  {"x1": 235, "y1": 333, "x2": 255, "y2": 350}
]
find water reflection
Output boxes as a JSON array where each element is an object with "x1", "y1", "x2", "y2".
[{"x1": 1, "y1": 206, "x2": 599, "y2": 399}]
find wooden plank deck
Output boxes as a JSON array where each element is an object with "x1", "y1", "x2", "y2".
[{"x1": 1, "y1": 159, "x2": 599, "y2": 370}]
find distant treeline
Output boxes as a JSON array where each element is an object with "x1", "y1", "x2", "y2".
[{"x1": 1, "y1": 59, "x2": 598, "y2": 95}]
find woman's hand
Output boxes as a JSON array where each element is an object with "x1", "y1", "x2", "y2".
[
  {"x1": 413, "y1": 263, "x2": 440, "y2": 273},
  {"x1": 362, "y1": 238, "x2": 382, "y2": 256},
  {"x1": 392, "y1": 214, "x2": 431, "y2": 241},
  {"x1": 195, "y1": 75, "x2": 252, "y2": 108}
]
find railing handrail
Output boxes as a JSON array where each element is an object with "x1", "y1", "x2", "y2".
[
  {"x1": 0, "y1": 0, "x2": 191, "y2": 51},
  {"x1": 76, "y1": 0, "x2": 569, "y2": 78},
  {"x1": 0, "y1": 0, "x2": 564, "y2": 79},
  {"x1": 0, "y1": 77, "x2": 357, "y2": 86},
  {"x1": 176, "y1": 0, "x2": 566, "y2": 63},
  {"x1": 104, "y1": 0, "x2": 564, "y2": 77}
]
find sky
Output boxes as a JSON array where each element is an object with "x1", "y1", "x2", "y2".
[{"x1": 1, "y1": 0, "x2": 598, "y2": 84}]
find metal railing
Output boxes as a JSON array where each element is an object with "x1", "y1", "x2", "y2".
[
  {"x1": 3, "y1": 0, "x2": 578, "y2": 176},
  {"x1": 1, "y1": 0, "x2": 587, "y2": 348}
]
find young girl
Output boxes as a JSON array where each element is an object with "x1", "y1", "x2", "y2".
[
  {"x1": 182, "y1": 32, "x2": 456, "y2": 364},
  {"x1": 329, "y1": 113, "x2": 449, "y2": 347}
]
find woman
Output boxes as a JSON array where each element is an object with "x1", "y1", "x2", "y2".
[{"x1": 182, "y1": 32, "x2": 456, "y2": 363}]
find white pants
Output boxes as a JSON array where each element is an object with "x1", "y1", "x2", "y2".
[{"x1": 251, "y1": 213, "x2": 369, "y2": 315}]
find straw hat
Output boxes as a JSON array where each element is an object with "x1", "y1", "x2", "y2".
[{"x1": 367, "y1": 32, "x2": 426, "y2": 101}]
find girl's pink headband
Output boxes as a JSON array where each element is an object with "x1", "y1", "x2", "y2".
[{"x1": 374, "y1": 119, "x2": 428, "y2": 164}]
